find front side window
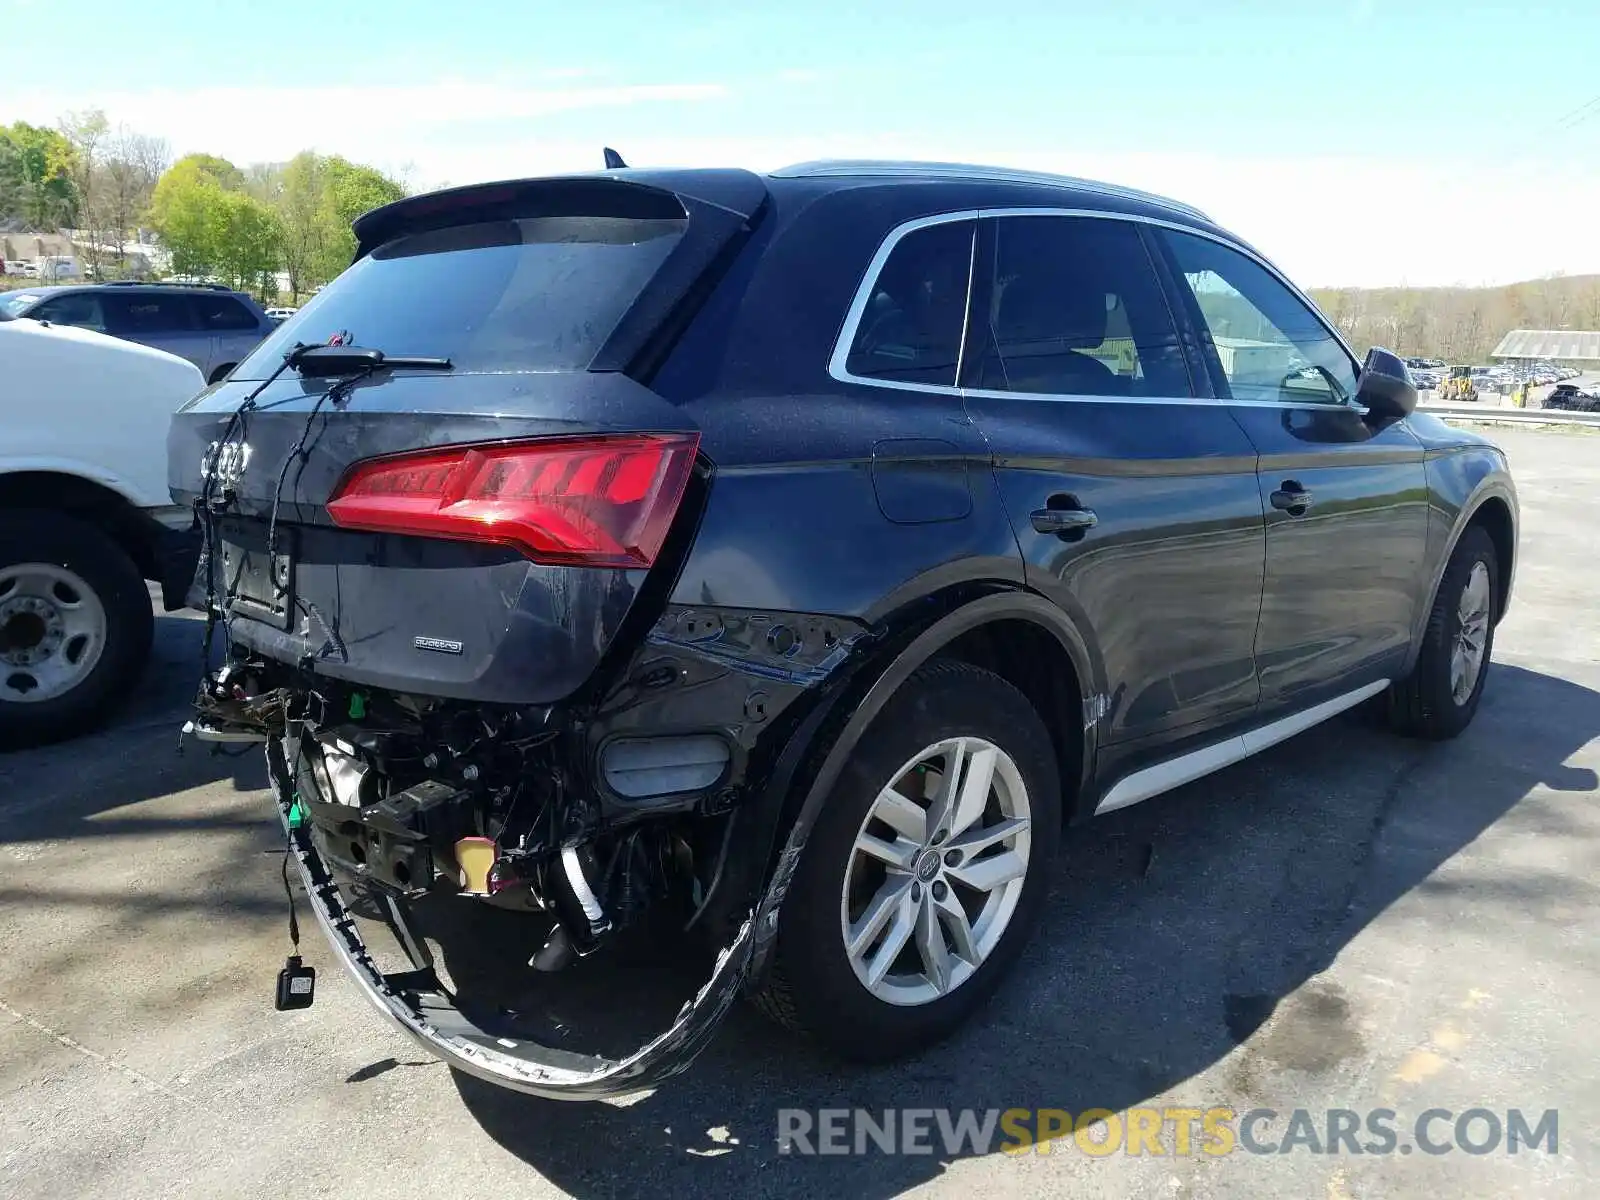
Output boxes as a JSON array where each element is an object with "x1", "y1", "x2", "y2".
[
  {"x1": 1161, "y1": 230, "x2": 1357, "y2": 405},
  {"x1": 975, "y1": 216, "x2": 1190, "y2": 398},
  {"x1": 0, "y1": 291, "x2": 42, "y2": 318},
  {"x1": 842, "y1": 219, "x2": 974, "y2": 387},
  {"x1": 34, "y1": 292, "x2": 107, "y2": 332}
]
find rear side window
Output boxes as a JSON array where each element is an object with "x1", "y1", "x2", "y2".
[
  {"x1": 975, "y1": 216, "x2": 1190, "y2": 398},
  {"x1": 840, "y1": 220, "x2": 975, "y2": 387},
  {"x1": 192, "y1": 294, "x2": 259, "y2": 331},
  {"x1": 233, "y1": 215, "x2": 686, "y2": 379},
  {"x1": 104, "y1": 293, "x2": 196, "y2": 335}
]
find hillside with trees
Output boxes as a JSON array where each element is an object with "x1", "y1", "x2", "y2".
[{"x1": 1309, "y1": 274, "x2": 1600, "y2": 365}]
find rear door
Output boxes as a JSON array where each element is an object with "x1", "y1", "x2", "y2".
[
  {"x1": 1155, "y1": 228, "x2": 1429, "y2": 709},
  {"x1": 102, "y1": 290, "x2": 214, "y2": 373},
  {"x1": 190, "y1": 292, "x2": 265, "y2": 376},
  {"x1": 958, "y1": 212, "x2": 1266, "y2": 748}
]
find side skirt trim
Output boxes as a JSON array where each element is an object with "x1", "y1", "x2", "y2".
[{"x1": 1093, "y1": 679, "x2": 1390, "y2": 816}]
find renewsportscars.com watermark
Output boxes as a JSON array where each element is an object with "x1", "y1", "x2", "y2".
[{"x1": 777, "y1": 1107, "x2": 1559, "y2": 1158}]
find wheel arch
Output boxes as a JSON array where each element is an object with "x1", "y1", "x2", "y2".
[
  {"x1": 1404, "y1": 480, "x2": 1518, "y2": 676},
  {"x1": 0, "y1": 470, "x2": 164, "y2": 581},
  {"x1": 746, "y1": 587, "x2": 1099, "y2": 978}
]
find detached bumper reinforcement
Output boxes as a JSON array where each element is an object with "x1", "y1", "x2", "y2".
[{"x1": 266, "y1": 736, "x2": 757, "y2": 1101}]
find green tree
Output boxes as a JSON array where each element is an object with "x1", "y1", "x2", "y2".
[
  {"x1": 214, "y1": 191, "x2": 283, "y2": 297},
  {"x1": 1, "y1": 122, "x2": 80, "y2": 227},
  {"x1": 313, "y1": 156, "x2": 405, "y2": 283},
  {"x1": 276, "y1": 151, "x2": 330, "y2": 300},
  {"x1": 149, "y1": 155, "x2": 232, "y2": 277}
]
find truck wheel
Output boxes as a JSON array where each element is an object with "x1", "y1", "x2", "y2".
[
  {"x1": 1387, "y1": 524, "x2": 1497, "y2": 741},
  {"x1": 0, "y1": 511, "x2": 153, "y2": 749},
  {"x1": 753, "y1": 660, "x2": 1060, "y2": 1061}
]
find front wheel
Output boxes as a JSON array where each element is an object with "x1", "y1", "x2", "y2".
[
  {"x1": 1387, "y1": 524, "x2": 1498, "y2": 741},
  {"x1": 0, "y1": 511, "x2": 154, "y2": 749},
  {"x1": 753, "y1": 659, "x2": 1061, "y2": 1062}
]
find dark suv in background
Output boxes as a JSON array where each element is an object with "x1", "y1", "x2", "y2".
[
  {"x1": 170, "y1": 160, "x2": 1517, "y2": 1101},
  {"x1": 0, "y1": 282, "x2": 274, "y2": 383}
]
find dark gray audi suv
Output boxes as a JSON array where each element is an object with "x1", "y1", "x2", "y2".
[{"x1": 168, "y1": 159, "x2": 1518, "y2": 1100}]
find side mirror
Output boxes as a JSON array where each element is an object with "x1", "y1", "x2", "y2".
[{"x1": 1356, "y1": 346, "x2": 1417, "y2": 420}]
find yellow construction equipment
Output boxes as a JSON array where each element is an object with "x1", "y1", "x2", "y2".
[{"x1": 1440, "y1": 366, "x2": 1479, "y2": 403}]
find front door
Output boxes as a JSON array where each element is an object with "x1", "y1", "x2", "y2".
[
  {"x1": 959, "y1": 213, "x2": 1267, "y2": 747},
  {"x1": 1155, "y1": 228, "x2": 1429, "y2": 712}
]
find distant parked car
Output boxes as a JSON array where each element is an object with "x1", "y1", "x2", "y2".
[
  {"x1": 264, "y1": 306, "x2": 298, "y2": 324},
  {"x1": 1545, "y1": 384, "x2": 1600, "y2": 412},
  {"x1": 0, "y1": 282, "x2": 275, "y2": 384}
]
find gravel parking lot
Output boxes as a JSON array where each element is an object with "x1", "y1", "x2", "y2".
[{"x1": 2, "y1": 426, "x2": 1596, "y2": 1199}]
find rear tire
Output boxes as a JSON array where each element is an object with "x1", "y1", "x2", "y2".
[
  {"x1": 752, "y1": 659, "x2": 1060, "y2": 1062},
  {"x1": 208, "y1": 364, "x2": 236, "y2": 385},
  {"x1": 1387, "y1": 524, "x2": 1498, "y2": 741},
  {"x1": 0, "y1": 511, "x2": 153, "y2": 750}
]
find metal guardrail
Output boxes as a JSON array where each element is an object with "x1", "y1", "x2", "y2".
[{"x1": 1418, "y1": 401, "x2": 1600, "y2": 428}]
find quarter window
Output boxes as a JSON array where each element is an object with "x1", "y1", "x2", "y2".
[
  {"x1": 974, "y1": 216, "x2": 1191, "y2": 398},
  {"x1": 192, "y1": 294, "x2": 258, "y2": 331},
  {"x1": 1161, "y1": 230, "x2": 1357, "y2": 405},
  {"x1": 842, "y1": 220, "x2": 975, "y2": 387}
]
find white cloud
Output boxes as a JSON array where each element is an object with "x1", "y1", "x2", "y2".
[
  {"x1": 4, "y1": 77, "x2": 1593, "y2": 288},
  {"x1": 0, "y1": 78, "x2": 726, "y2": 173},
  {"x1": 414, "y1": 133, "x2": 1600, "y2": 288}
]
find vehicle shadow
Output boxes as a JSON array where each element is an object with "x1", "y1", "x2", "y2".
[
  {"x1": 444, "y1": 661, "x2": 1598, "y2": 1197},
  {"x1": 0, "y1": 611, "x2": 265, "y2": 845}
]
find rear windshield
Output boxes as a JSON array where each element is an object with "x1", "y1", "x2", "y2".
[{"x1": 232, "y1": 214, "x2": 685, "y2": 379}]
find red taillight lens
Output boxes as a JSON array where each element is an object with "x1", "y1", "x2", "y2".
[{"x1": 326, "y1": 433, "x2": 700, "y2": 568}]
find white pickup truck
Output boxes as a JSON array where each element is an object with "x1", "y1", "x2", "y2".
[{"x1": 0, "y1": 314, "x2": 204, "y2": 747}]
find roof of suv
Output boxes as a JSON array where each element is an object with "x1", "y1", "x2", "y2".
[
  {"x1": 767, "y1": 159, "x2": 1212, "y2": 222},
  {"x1": 351, "y1": 159, "x2": 1228, "y2": 255}
]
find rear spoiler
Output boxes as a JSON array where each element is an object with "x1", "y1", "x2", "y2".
[
  {"x1": 349, "y1": 169, "x2": 772, "y2": 380},
  {"x1": 350, "y1": 169, "x2": 771, "y2": 257}
]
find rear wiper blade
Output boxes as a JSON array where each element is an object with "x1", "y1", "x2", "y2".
[{"x1": 290, "y1": 344, "x2": 453, "y2": 379}]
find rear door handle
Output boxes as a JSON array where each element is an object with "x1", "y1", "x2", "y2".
[
  {"x1": 1031, "y1": 506, "x2": 1098, "y2": 535},
  {"x1": 1270, "y1": 482, "x2": 1314, "y2": 514}
]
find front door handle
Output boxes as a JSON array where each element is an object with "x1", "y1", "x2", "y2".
[
  {"x1": 1031, "y1": 505, "x2": 1098, "y2": 535},
  {"x1": 1270, "y1": 481, "x2": 1314, "y2": 514}
]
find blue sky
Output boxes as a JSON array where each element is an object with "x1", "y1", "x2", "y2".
[{"x1": 4, "y1": 0, "x2": 1598, "y2": 287}]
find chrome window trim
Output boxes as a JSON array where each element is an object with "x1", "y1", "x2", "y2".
[{"x1": 826, "y1": 206, "x2": 1366, "y2": 412}]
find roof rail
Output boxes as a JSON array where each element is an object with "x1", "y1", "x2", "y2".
[
  {"x1": 769, "y1": 159, "x2": 1211, "y2": 222},
  {"x1": 105, "y1": 279, "x2": 234, "y2": 292}
]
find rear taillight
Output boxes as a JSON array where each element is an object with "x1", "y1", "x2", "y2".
[{"x1": 326, "y1": 433, "x2": 700, "y2": 568}]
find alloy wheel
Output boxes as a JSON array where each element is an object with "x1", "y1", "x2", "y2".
[
  {"x1": 840, "y1": 736, "x2": 1032, "y2": 1006},
  {"x1": 1450, "y1": 559, "x2": 1491, "y2": 705}
]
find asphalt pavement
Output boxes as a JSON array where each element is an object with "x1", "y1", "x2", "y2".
[{"x1": 2, "y1": 426, "x2": 1597, "y2": 1199}]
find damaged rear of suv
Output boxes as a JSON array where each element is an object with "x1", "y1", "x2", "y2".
[
  {"x1": 168, "y1": 164, "x2": 1060, "y2": 1099},
  {"x1": 169, "y1": 159, "x2": 1516, "y2": 1101}
]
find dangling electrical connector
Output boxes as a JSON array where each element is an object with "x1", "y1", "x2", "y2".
[{"x1": 274, "y1": 839, "x2": 316, "y2": 1010}]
